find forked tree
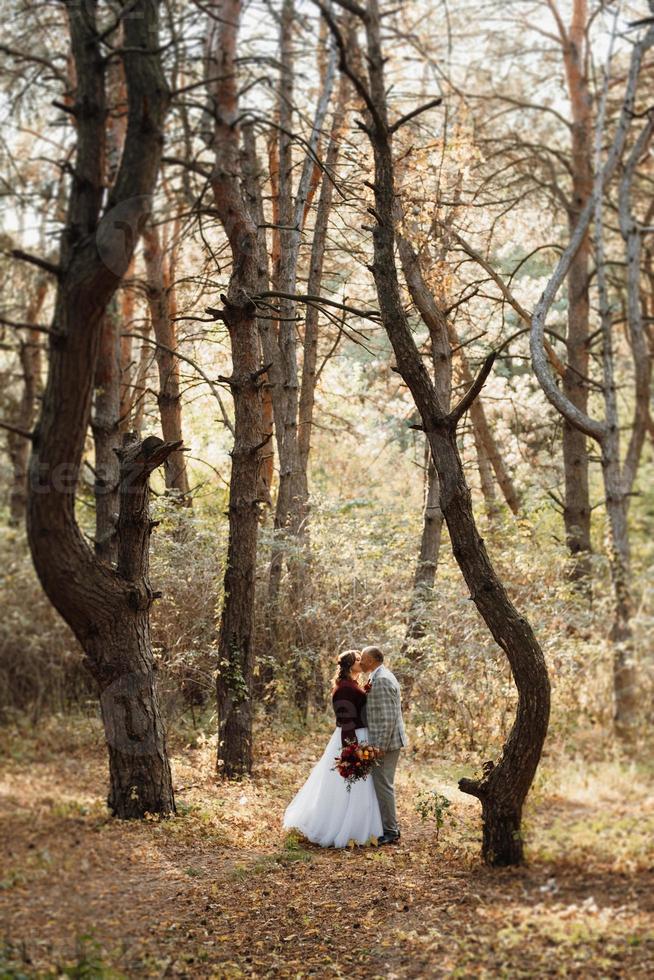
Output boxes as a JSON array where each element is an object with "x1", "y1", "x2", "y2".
[
  {"x1": 25, "y1": 0, "x2": 176, "y2": 817},
  {"x1": 323, "y1": 0, "x2": 550, "y2": 866}
]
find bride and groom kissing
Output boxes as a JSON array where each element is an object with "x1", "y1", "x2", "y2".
[{"x1": 283, "y1": 646, "x2": 407, "y2": 848}]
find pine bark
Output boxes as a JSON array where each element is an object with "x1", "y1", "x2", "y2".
[
  {"x1": 241, "y1": 123, "x2": 274, "y2": 498},
  {"x1": 26, "y1": 0, "x2": 174, "y2": 818},
  {"x1": 118, "y1": 266, "x2": 137, "y2": 434},
  {"x1": 7, "y1": 282, "x2": 46, "y2": 526},
  {"x1": 205, "y1": 0, "x2": 266, "y2": 777},
  {"x1": 142, "y1": 222, "x2": 191, "y2": 504},
  {"x1": 103, "y1": 435, "x2": 180, "y2": 816},
  {"x1": 561, "y1": 0, "x2": 593, "y2": 580},
  {"x1": 92, "y1": 301, "x2": 122, "y2": 563},
  {"x1": 347, "y1": 0, "x2": 550, "y2": 865}
]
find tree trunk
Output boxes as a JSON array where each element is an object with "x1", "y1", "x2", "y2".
[
  {"x1": 471, "y1": 407, "x2": 500, "y2": 522},
  {"x1": 102, "y1": 435, "x2": 180, "y2": 817},
  {"x1": 530, "y1": 18, "x2": 654, "y2": 745},
  {"x1": 400, "y1": 446, "x2": 442, "y2": 698},
  {"x1": 341, "y1": 0, "x2": 550, "y2": 864},
  {"x1": 7, "y1": 282, "x2": 45, "y2": 525},
  {"x1": 214, "y1": 299, "x2": 263, "y2": 777},
  {"x1": 132, "y1": 324, "x2": 153, "y2": 436},
  {"x1": 142, "y1": 222, "x2": 191, "y2": 504},
  {"x1": 92, "y1": 30, "x2": 129, "y2": 563},
  {"x1": 290, "y1": 73, "x2": 347, "y2": 714},
  {"x1": 241, "y1": 122, "x2": 273, "y2": 501},
  {"x1": 118, "y1": 266, "x2": 137, "y2": 434},
  {"x1": 268, "y1": 0, "x2": 300, "y2": 616},
  {"x1": 396, "y1": 232, "x2": 450, "y2": 697},
  {"x1": 561, "y1": 0, "x2": 593, "y2": 581},
  {"x1": 268, "y1": 10, "x2": 337, "y2": 637},
  {"x1": 603, "y1": 440, "x2": 637, "y2": 740},
  {"x1": 93, "y1": 301, "x2": 122, "y2": 563},
  {"x1": 205, "y1": 0, "x2": 266, "y2": 777},
  {"x1": 450, "y1": 325, "x2": 521, "y2": 516},
  {"x1": 26, "y1": 0, "x2": 173, "y2": 818},
  {"x1": 296, "y1": 72, "x2": 348, "y2": 542}
]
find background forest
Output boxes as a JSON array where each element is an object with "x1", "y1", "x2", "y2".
[{"x1": 0, "y1": 0, "x2": 653, "y2": 976}]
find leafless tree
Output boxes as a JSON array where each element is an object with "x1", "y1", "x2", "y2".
[
  {"x1": 324, "y1": 0, "x2": 550, "y2": 866},
  {"x1": 530, "y1": 10, "x2": 654, "y2": 742}
]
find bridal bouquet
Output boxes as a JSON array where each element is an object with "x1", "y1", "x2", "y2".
[{"x1": 333, "y1": 741, "x2": 381, "y2": 790}]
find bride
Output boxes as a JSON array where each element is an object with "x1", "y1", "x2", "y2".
[{"x1": 283, "y1": 650, "x2": 383, "y2": 847}]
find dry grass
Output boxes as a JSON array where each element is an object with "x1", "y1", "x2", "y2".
[{"x1": 0, "y1": 714, "x2": 653, "y2": 978}]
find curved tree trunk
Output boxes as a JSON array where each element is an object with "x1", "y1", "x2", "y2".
[
  {"x1": 26, "y1": 0, "x2": 174, "y2": 818},
  {"x1": 334, "y1": 0, "x2": 550, "y2": 864}
]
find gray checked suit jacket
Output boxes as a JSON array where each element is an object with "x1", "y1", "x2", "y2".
[{"x1": 364, "y1": 665, "x2": 407, "y2": 752}]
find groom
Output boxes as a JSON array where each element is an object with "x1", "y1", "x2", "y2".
[{"x1": 360, "y1": 645, "x2": 407, "y2": 846}]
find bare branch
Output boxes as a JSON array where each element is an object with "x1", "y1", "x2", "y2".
[
  {"x1": 530, "y1": 19, "x2": 654, "y2": 443},
  {"x1": 10, "y1": 249, "x2": 61, "y2": 278},
  {"x1": 390, "y1": 97, "x2": 442, "y2": 134},
  {"x1": 447, "y1": 352, "x2": 497, "y2": 426},
  {"x1": 0, "y1": 315, "x2": 51, "y2": 335},
  {"x1": 255, "y1": 290, "x2": 381, "y2": 322},
  {"x1": 0, "y1": 419, "x2": 33, "y2": 441},
  {"x1": 122, "y1": 331, "x2": 235, "y2": 436}
]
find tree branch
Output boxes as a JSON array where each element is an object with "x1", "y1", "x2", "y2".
[
  {"x1": 0, "y1": 419, "x2": 34, "y2": 441},
  {"x1": 530, "y1": 17, "x2": 654, "y2": 444},
  {"x1": 447, "y1": 351, "x2": 497, "y2": 426},
  {"x1": 454, "y1": 232, "x2": 566, "y2": 378},
  {"x1": 255, "y1": 290, "x2": 381, "y2": 322},
  {"x1": 122, "y1": 331, "x2": 235, "y2": 436},
  {"x1": 390, "y1": 97, "x2": 442, "y2": 134},
  {"x1": 10, "y1": 249, "x2": 61, "y2": 278},
  {"x1": 0, "y1": 315, "x2": 51, "y2": 335}
]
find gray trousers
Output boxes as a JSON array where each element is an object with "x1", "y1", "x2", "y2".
[{"x1": 372, "y1": 748, "x2": 401, "y2": 835}]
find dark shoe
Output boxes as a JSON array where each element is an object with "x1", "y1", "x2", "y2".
[{"x1": 378, "y1": 831, "x2": 401, "y2": 846}]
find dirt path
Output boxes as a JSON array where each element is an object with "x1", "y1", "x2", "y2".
[{"x1": 1, "y1": 719, "x2": 653, "y2": 977}]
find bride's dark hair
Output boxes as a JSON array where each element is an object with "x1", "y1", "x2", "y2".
[{"x1": 331, "y1": 649, "x2": 359, "y2": 690}]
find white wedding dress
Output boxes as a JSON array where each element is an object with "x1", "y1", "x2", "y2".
[{"x1": 283, "y1": 726, "x2": 383, "y2": 847}]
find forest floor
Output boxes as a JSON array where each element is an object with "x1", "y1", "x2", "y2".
[{"x1": 0, "y1": 715, "x2": 653, "y2": 979}]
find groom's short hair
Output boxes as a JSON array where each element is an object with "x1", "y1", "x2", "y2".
[{"x1": 362, "y1": 645, "x2": 383, "y2": 664}]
